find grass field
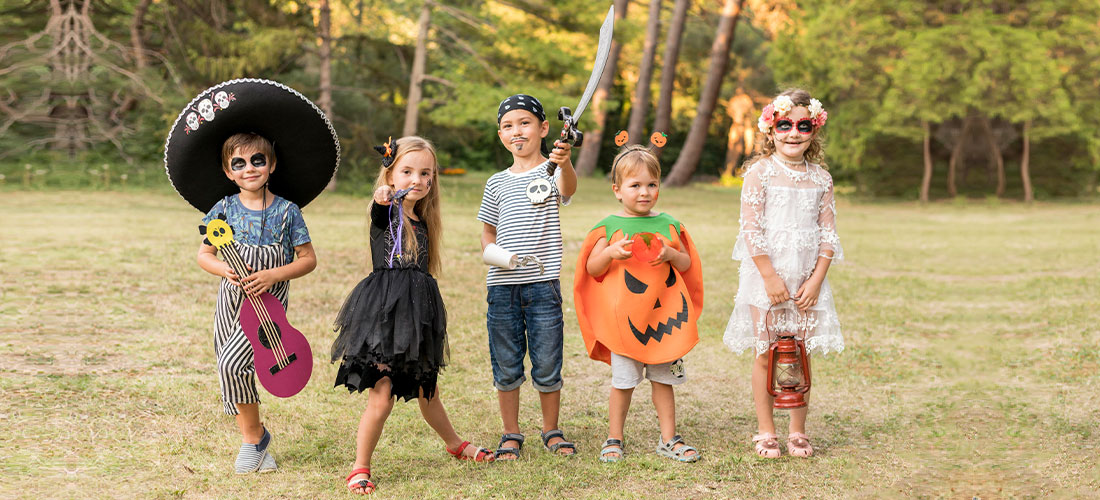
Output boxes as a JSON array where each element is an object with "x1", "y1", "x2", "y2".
[{"x1": 2, "y1": 175, "x2": 1098, "y2": 499}]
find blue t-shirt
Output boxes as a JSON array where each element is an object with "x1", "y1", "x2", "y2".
[{"x1": 202, "y1": 194, "x2": 310, "y2": 263}]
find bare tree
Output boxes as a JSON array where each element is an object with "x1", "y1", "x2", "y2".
[
  {"x1": 651, "y1": 0, "x2": 688, "y2": 158},
  {"x1": 626, "y1": 0, "x2": 661, "y2": 145},
  {"x1": 0, "y1": 0, "x2": 167, "y2": 161},
  {"x1": 574, "y1": 0, "x2": 629, "y2": 177},
  {"x1": 664, "y1": 0, "x2": 744, "y2": 186}
]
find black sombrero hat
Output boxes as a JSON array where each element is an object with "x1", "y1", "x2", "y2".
[{"x1": 164, "y1": 78, "x2": 340, "y2": 212}]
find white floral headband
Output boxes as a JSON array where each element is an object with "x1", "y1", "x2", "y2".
[{"x1": 757, "y1": 95, "x2": 828, "y2": 133}]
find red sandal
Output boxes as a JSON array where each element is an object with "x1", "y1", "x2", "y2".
[
  {"x1": 345, "y1": 467, "x2": 374, "y2": 495},
  {"x1": 446, "y1": 441, "x2": 494, "y2": 462}
]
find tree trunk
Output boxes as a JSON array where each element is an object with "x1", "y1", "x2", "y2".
[
  {"x1": 921, "y1": 120, "x2": 932, "y2": 202},
  {"x1": 130, "y1": 0, "x2": 151, "y2": 70},
  {"x1": 626, "y1": 0, "x2": 661, "y2": 146},
  {"x1": 948, "y1": 116, "x2": 973, "y2": 198},
  {"x1": 1021, "y1": 119, "x2": 1032, "y2": 202},
  {"x1": 574, "y1": 0, "x2": 629, "y2": 177},
  {"x1": 403, "y1": 1, "x2": 431, "y2": 137},
  {"x1": 318, "y1": 0, "x2": 336, "y2": 189},
  {"x1": 664, "y1": 0, "x2": 744, "y2": 186},
  {"x1": 977, "y1": 115, "x2": 1005, "y2": 196},
  {"x1": 652, "y1": 0, "x2": 689, "y2": 158}
]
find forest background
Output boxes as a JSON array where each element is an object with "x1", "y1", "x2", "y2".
[{"x1": 1, "y1": 0, "x2": 1098, "y2": 200}]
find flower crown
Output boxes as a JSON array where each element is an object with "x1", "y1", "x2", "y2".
[{"x1": 757, "y1": 95, "x2": 828, "y2": 133}]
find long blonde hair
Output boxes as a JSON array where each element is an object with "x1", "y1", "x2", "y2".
[
  {"x1": 743, "y1": 88, "x2": 829, "y2": 171},
  {"x1": 372, "y1": 136, "x2": 443, "y2": 275}
]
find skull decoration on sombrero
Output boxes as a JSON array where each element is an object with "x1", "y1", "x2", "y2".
[{"x1": 164, "y1": 78, "x2": 341, "y2": 212}]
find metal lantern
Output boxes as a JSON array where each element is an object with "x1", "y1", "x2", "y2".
[{"x1": 765, "y1": 305, "x2": 812, "y2": 409}]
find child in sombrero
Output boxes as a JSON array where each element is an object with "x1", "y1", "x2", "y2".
[
  {"x1": 166, "y1": 79, "x2": 340, "y2": 473},
  {"x1": 195, "y1": 132, "x2": 317, "y2": 473}
]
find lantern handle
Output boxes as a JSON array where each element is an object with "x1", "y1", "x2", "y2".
[{"x1": 762, "y1": 296, "x2": 805, "y2": 339}]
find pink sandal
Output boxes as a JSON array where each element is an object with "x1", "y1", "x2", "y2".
[
  {"x1": 787, "y1": 432, "x2": 814, "y2": 458},
  {"x1": 752, "y1": 432, "x2": 781, "y2": 458}
]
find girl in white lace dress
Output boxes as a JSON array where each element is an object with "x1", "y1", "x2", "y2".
[{"x1": 723, "y1": 89, "x2": 843, "y2": 459}]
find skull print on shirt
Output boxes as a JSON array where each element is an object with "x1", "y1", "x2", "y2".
[{"x1": 526, "y1": 178, "x2": 552, "y2": 204}]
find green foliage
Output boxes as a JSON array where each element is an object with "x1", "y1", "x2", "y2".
[
  {"x1": 768, "y1": 0, "x2": 1099, "y2": 196},
  {"x1": 3, "y1": 0, "x2": 1097, "y2": 196}
]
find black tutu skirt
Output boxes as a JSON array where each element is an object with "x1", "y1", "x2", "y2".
[{"x1": 331, "y1": 268, "x2": 448, "y2": 401}]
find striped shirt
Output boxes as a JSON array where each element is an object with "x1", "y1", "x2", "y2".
[{"x1": 477, "y1": 162, "x2": 571, "y2": 285}]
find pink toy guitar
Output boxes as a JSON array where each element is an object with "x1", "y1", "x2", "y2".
[{"x1": 201, "y1": 216, "x2": 313, "y2": 397}]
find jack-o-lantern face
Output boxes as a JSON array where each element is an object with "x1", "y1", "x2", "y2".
[
  {"x1": 623, "y1": 265, "x2": 689, "y2": 345},
  {"x1": 614, "y1": 130, "x2": 629, "y2": 146},
  {"x1": 650, "y1": 132, "x2": 667, "y2": 148},
  {"x1": 612, "y1": 231, "x2": 696, "y2": 348}
]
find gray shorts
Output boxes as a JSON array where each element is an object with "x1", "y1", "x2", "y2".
[{"x1": 610, "y1": 352, "x2": 687, "y2": 389}]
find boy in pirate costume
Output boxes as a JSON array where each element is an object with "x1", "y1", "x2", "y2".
[
  {"x1": 478, "y1": 94, "x2": 578, "y2": 459},
  {"x1": 165, "y1": 79, "x2": 340, "y2": 473}
]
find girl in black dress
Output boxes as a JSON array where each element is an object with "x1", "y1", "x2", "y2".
[{"x1": 331, "y1": 136, "x2": 494, "y2": 495}]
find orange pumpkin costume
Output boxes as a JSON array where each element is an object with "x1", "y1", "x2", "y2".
[{"x1": 574, "y1": 214, "x2": 704, "y2": 365}]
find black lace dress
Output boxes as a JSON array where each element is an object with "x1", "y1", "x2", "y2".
[{"x1": 331, "y1": 202, "x2": 447, "y2": 400}]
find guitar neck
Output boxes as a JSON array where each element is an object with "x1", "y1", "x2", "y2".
[{"x1": 219, "y1": 243, "x2": 252, "y2": 280}]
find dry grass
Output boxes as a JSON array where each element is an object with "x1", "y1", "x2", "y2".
[{"x1": 1, "y1": 178, "x2": 1097, "y2": 499}]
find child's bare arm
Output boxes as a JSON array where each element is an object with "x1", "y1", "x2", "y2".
[
  {"x1": 197, "y1": 241, "x2": 243, "y2": 286},
  {"x1": 794, "y1": 253, "x2": 833, "y2": 311},
  {"x1": 587, "y1": 237, "x2": 632, "y2": 277},
  {"x1": 752, "y1": 254, "x2": 791, "y2": 305},
  {"x1": 241, "y1": 242, "x2": 317, "y2": 297},
  {"x1": 481, "y1": 223, "x2": 497, "y2": 250},
  {"x1": 551, "y1": 140, "x2": 577, "y2": 198}
]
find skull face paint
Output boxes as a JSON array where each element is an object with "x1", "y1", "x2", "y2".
[
  {"x1": 230, "y1": 153, "x2": 268, "y2": 171},
  {"x1": 526, "y1": 178, "x2": 552, "y2": 203},
  {"x1": 197, "y1": 99, "x2": 215, "y2": 121}
]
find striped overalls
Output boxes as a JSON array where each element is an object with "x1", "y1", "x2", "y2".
[{"x1": 212, "y1": 199, "x2": 291, "y2": 415}]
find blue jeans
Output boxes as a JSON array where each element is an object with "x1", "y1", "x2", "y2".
[{"x1": 486, "y1": 280, "x2": 564, "y2": 392}]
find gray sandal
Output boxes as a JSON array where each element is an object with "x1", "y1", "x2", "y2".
[
  {"x1": 494, "y1": 433, "x2": 524, "y2": 460},
  {"x1": 599, "y1": 438, "x2": 624, "y2": 463},
  {"x1": 540, "y1": 429, "x2": 576, "y2": 456},
  {"x1": 655, "y1": 434, "x2": 700, "y2": 463}
]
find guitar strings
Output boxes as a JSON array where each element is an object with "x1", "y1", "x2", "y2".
[{"x1": 222, "y1": 244, "x2": 290, "y2": 366}]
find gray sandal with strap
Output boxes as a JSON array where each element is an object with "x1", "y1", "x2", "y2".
[
  {"x1": 599, "y1": 438, "x2": 624, "y2": 463},
  {"x1": 494, "y1": 433, "x2": 524, "y2": 460},
  {"x1": 655, "y1": 434, "x2": 701, "y2": 463},
  {"x1": 540, "y1": 429, "x2": 576, "y2": 456}
]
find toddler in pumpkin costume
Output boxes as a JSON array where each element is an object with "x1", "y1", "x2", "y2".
[{"x1": 574, "y1": 145, "x2": 704, "y2": 463}]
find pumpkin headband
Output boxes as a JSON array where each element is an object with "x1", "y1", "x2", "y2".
[
  {"x1": 757, "y1": 95, "x2": 828, "y2": 134},
  {"x1": 374, "y1": 136, "x2": 395, "y2": 168}
]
